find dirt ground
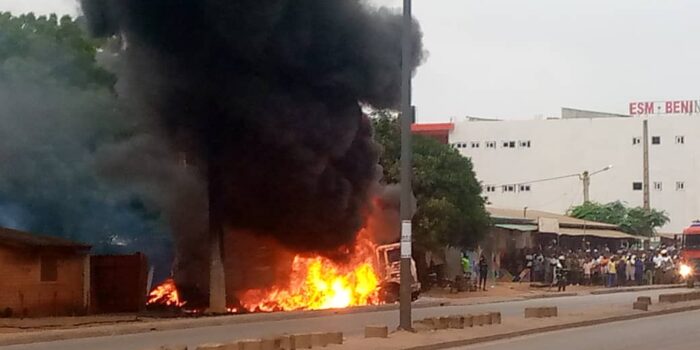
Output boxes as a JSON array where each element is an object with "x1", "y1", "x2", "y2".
[{"x1": 423, "y1": 281, "x2": 597, "y2": 299}]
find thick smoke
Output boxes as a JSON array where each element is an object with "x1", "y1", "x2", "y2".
[
  {"x1": 81, "y1": 0, "x2": 423, "y2": 291},
  {"x1": 0, "y1": 13, "x2": 173, "y2": 277}
]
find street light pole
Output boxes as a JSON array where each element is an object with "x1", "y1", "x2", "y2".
[
  {"x1": 399, "y1": 0, "x2": 413, "y2": 332},
  {"x1": 579, "y1": 165, "x2": 613, "y2": 204}
]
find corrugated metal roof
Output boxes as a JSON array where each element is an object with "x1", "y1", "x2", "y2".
[
  {"x1": 494, "y1": 224, "x2": 539, "y2": 232},
  {"x1": 0, "y1": 227, "x2": 90, "y2": 249},
  {"x1": 486, "y1": 207, "x2": 618, "y2": 229},
  {"x1": 559, "y1": 227, "x2": 638, "y2": 240}
]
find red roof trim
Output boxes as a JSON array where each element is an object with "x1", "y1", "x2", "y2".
[{"x1": 411, "y1": 123, "x2": 455, "y2": 132}]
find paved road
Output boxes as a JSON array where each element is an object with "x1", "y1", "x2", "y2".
[
  {"x1": 452, "y1": 309, "x2": 700, "y2": 350},
  {"x1": 0, "y1": 288, "x2": 685, "y2": 350}
]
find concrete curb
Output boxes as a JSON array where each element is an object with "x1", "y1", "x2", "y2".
[
  {"x1": 589, "y1": 284, "x2": 686, "y2": 295},
  {"x1": 402, "y1": 304, "x2": 700, "y2": 350},
  {"x1": 0, "y1": 301, "x2": 450, "y2": 347}
]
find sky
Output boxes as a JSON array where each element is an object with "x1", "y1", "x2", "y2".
[{"x1": 3, "y1": 0, "x2": 700, "y2": 122}]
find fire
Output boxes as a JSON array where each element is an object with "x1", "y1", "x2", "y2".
[
  {"x1": 239, "y1": 233, "x2": 381, "y2": 312},
  {"x1": 147, "y1": 278, "x2": 186, "y2": 308}
]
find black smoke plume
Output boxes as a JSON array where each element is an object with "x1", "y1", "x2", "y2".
[{"x1": 81, "y1": 0, "x2": 423, "y2": 291}]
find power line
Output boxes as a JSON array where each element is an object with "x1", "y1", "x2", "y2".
[
  {"x1": 492, "y1": 172, "x2": 580, "y2": 188},
  {"x1": 491, "y1": 165, "x2": 613, "y2": 188}
]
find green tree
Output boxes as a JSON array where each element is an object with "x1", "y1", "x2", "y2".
[
  {"x1": 568, "y1": 201, "x2": 669, "y2": 237},
  {"x1": 371, "y1": 110, "x2": 490, "y2": 252}
]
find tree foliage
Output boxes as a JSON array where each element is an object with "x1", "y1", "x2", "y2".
[
  {"x1": 568, "y1": 201, "x2": 669, "y2": 237},
  {"x1": 0, "y1": 12, "x2": 115, "y2": 88},
  {"x1": 372, "y1": 110, "x2": 490, "y2": 252}
]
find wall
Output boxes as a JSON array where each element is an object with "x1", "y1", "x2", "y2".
[
  {"x1": 449, "y1": 114, "x2": 700, "y2": 232},
  {"x1": 0, "y1": 245, "x2": 87, "y2": 317},
  {"x1": 90, "y1": 253, "x2": 148, "y2": 313}
]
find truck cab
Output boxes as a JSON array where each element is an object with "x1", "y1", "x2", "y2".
[
  {"x1": 679, "y1": 222, "x2": 700, "y2": 287},
  {"x1": 375, "y1": 243, "x2": 421, "y2": 302}
]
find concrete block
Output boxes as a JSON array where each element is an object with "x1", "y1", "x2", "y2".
[
  {"x1": 448, "y1": 315, "x2": 465, "y2": 329},
  {"x1": 463, "y1": 314, "x2": 474, "y2": 327},
  {"x1": 473, "y1": 314, "x2": 485, "y2": 326},
  {"x1": 637, "y1": 296, "x2": 652, "y2": 305},
  {"x1": 327, "y1": 332, "x2": 343, "y2": 345},
  {"x1": 310, "y1": 333, "x2": 329, "y2": 347},
  {"x1": 259, "y1": 338, "x2": 280, "y2": 350},
  {"x1": 290, "y1": 334, "x2": 312, "y2": 349},
  {"x1": 276, "y1": 336, "x2": 292, "y2": 350},
  {"x1": 490, "y1": 312, "x2": 502, "y2": 325},
  {"x1": 413, "y1": 320, "x2": 434, "y2": 332},
  {"x1": 524, "y1": 307, "x2": 540, "y2": 318},
  {"x1": 659, "y1": 293, "x2": 677, "y2": 303},
  {"x1": 525, "y1": 307, "x2": 557, "y2": 318},
  {"x1": 197, "y1": 344, "x2": 226, "y2": 350},
  {"x1": 633, "y1": 301, "x2": 649, "y2": 311},
  {"x1": 365, "y1": 325, "x2": 389, "y2": 338},
  {"x1": 240, "y1": 340, "x2": 266, "y2": 350}
]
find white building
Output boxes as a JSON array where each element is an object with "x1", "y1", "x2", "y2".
[{"x1": 413, "y1": 107, "x2": 700, "y2": 232}]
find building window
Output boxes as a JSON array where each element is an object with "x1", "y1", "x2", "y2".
[
  {"x1": 502, "y1": 185, "x2": 515, "y2": 192},
  {"x1": 519, "y1": 184, "x2": 531, "y2": 192},
  {"x1": 632, "y1": 137, "x2": 641, "y2": 145},
  {"x1": 40, "y1": 256, "x2": 58, "y2": 282},
  {"x1": 677, "y1": 181, "x2": 686, "y2": 191},
  {"x1": 485, "y1": 185, "x2": 496, "y2": 193},
  {"x1": 470, "y1": 142, "x2": 480, "y2": 149},
  {"x1": 502, "y1": 141, "x2": 516, "y2": 148},
  {"x1": 632, "y1": 182, "x2": 643, "y2": 191},
  {"x1": 519, "y1": 140, "x2": 531, "y2": 148},
  {"x1": 654, "y1": 182, "x2": 663, "y2": 191},
  {"x1": 651, "y1": 136, "x2": 661, "y2": 145},
  {"x1": 486, "y1": 141, "x2": 497, "y2": 149},
  {"x1": 676, "y1": 136, "x2": 685, "y2": 144}
]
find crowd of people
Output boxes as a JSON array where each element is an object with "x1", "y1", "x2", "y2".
[{"x1": 517, "y1": 245, "x2": 681, "y2": 290}]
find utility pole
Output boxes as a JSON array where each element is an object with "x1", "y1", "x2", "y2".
[
  {"x1": 642, "y1": 119, "x2": 650, "y2": 212},
  {"x1": 581, "y1": 171, "x2": 590, "y2": 203},
  {"x1": 578, "y1": 165, "x2": 612, "y2": 205},
  {"x1": 208, "y1": 149, "x2": 227, "y2": 313},
  {"x1": 399, "y1": 0, "x2": 414, "y2": 332}
]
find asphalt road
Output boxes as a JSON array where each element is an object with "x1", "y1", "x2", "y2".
[
  {"x1": 0, "y1": 288, "x2": 685, "y2": 350},
  {"x1": 452, "y1": 309, "x2": 700, "y2": 350}
]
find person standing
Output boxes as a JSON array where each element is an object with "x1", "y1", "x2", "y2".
[
  {"x1": 626, "y1": 256, "x2": 635, "y2": 284},
  {"x1": 478, "y1": 256, "x2": 488, "y2": 291},
  {"x1": 557, "y1": 256, "x2": 569, "y2": 292},
  {"x1": 644, "y1": 254, "x2": 655, "y2": 285},
  {"x1": 607, "y1": 257, "x2": 617, "y2": 288},
  {"x1": 634, "y1": 256, "x2": 644, "y2": 285},
  {"x1": 461, "y1": 253, "x2": 471, "y2": 278},
  {"x1": 583, "y1": 258, "x2": 594, "y2": 286},
  {"x1": 617, "y1": 256, "x2": 627, "y2": 287}
]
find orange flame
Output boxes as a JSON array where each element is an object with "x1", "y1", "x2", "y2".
[
  {"x1": 147, "y1": 278, "x2": 186, "y2": 308},
  {"x1": 239, "y1": 233, "x2": 381, "y2": 312}
]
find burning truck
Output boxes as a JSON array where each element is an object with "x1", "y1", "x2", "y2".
[{"x1": 148, "y1": 230, "x2": 420, "y2": 312}]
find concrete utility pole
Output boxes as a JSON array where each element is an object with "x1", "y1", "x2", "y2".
[
  {"x1": 581, "y1": 171, "x2": 590, "y2": 203},
  {"x1": 208, "y1": 156, "x2": 227, "y2": 314},
  {"x1": 642, "y1": 119, "x2": 650, "y2": 212},
  {"x1": 399, "y1": 0, "x2": 414, "y2": 332},
  {"x1": 578, "y1": 165, "x2": 612, "y2": 205}
]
